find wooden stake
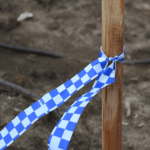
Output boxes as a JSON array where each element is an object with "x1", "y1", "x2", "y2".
[{"x1": 102, "y1": 0, "x2": 124, "y2": 150}]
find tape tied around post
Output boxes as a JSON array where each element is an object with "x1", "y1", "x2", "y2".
[{"x1": 0, "y1": 47, "x2": 125, "y2": 150}]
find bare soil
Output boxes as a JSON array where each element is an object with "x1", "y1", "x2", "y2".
[{"x1": 0, "y1": 0, "x2": 150, "y2": 150}]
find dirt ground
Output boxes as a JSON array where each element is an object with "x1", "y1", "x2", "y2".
[{"x1": 0, "y1": 0, "x2": 150, "y2": 150}]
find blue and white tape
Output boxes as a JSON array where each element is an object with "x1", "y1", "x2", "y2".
[{"x1": 0, "y1": 47, "x2": 125, "y2": 150}]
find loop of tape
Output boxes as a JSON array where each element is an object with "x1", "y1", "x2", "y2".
[{"x1": 0, "y1": 47, "x2": 125, "y2": 150}]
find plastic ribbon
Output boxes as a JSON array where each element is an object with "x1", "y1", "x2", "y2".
[{"x1": 0, "y1": 47, "x2": 125, "y2": 150}]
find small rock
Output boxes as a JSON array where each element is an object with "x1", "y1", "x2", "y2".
[
  {"x1": 17, "y1": 12, "x2": 33, "y2": 22},
  {"x1": 122, "y1": 122, "x2": 129, "y2": 125},
  {"x1": 130, "y1": 77, "x2": 138, "y2": 81},
  {"x1": 138, "y1": 122, "x2": 145, "y2": 128},
  {"x1": 135, "y1": 114, "x2": 138, "y2": 119},
  {"x1": 126, "y1": 54, "x2": 131, "y2": 60},
  {"x1": 125, "y1": 99, "x2": 131, "y2": 117},
  {"x1": 14, "y1": 108, "x2": 20, "y2": 112}
]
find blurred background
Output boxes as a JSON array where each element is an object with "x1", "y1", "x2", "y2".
[{"x1": 0, "y1": 0, "x2": 150, "y2": 150}]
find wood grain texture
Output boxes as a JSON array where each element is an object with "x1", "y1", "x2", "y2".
[{"x1": 102, "y1": 0, "x2": 124, "y2": 150}]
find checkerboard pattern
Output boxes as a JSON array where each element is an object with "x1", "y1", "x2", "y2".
[
  {"x1": 0, "y1": 47, "x2": 125, "y2": 150},
  {"x1": 47, "y1": 52, "x2": 125, "y2": 150}
]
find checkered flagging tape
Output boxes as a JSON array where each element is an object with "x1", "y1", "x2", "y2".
[{"x1": 0, "y1": 47, "x2": 125, "y2": 150}]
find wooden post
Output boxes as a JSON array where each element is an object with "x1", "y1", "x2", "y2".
[{"x1": 102, "y1": 0, "x2": 124, "y2": 150}]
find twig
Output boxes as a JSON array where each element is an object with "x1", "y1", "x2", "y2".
[
  {"x1": 0, "y1": 78, "x2": 61, "y2": 118},
  {"x1": 124, "y1": 59, "x2": 150, "y2": 65},
  {"x1": 0, "y1": 79, "x2": 40, "y2": 99},
  {"x1": 0, "y1": 42, "x2": 66, "y2": 58}
]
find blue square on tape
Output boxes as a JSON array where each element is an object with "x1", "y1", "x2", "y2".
[
  {"x1": 63, "y1": 113, "x2": 72, "y2": 121},
  {"x1": 3, "y1": 134, "x2": 12, "y2": 144},
  {"x1": 18, "y1": 111, "x2": 27, "y2": 121},
  {"x1": 74, "y1": 79, "x2": 83, "y2": 89},
  {"x1": 91, "y1": 59, "x2": 99, "y2": 66},
  {"x1": 64, "y1": 80, "x2": 73, "y2": 88},
  {"x1": 113, "y1": 62, "x2": 115, "y2": 70},
  {"x1": 87, "y1": 68, "x2": 97, "y2": 78},
  {"x1": 40, "y1": 98, "x2": 45, "y2": 105},
  {"x1": 78, "y1": 70, "x2": 86, "y2": 78},
  {"x1": 101, "y1": 61, "x2": 107, "y2": 69},
  {"x1": 83, "y1": 93, "x2": 93, "y2": 97},
  {"x1": 59, "y1": 139, "x2": 69, "y2": 149},
  {"x1": 99, "y1": 51, "x2": 103, "y2": 57},
  {"x1": 104, "y1": 68, "x2": 112, "y2": 76},
  {"x1": 53, "y1": 128, "x2": 64, "y2": 137},
  {"x1": 48, "y1": 135, "x2": 52, "y2": 144},
  {"x1": 61, "y1": 90, "x2": 70, "y2": 100},
  {"x1": 95, "y1": 82, "x2": 105, "y2": 88},
  {"x1": 16, "y1": 123, "x2": 24, "y2": 133},
  {"x1": 106, "y1": 77, "x2": 114, "y2": 84},
  {"x1": 6, "y1": 122, "x2": 14, "y2": 132},
  {"x1": 66, "y1": 121, "x2": 76, "y2": 131},
  {"x1": 73, "y1": 101, "x2": 82, "y2": 107},
  {"x1": 118, "y1": 58, "x2": 124, "y2": 62},
  {"x1": 28, "y1": 112, "x2": 37, "y2": 123},
  {"x1": 31, "y1": 101, "x2": 41, "y2": 111},
  {"x1": 75, "y1": 107, "x2": 84, "y2": 114},
  {"x1": 0, "y1": 133, "x2": 2, "y2": 140},
  {"x1": 46, "y1": 100, "x2": 56, "y2": 110},
  {"x1": 50, "y1": 89, "x2": 59, "y2": 97}
]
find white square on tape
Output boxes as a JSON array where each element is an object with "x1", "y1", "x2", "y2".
[
  {"x1": 1, "y1": 127, "x2": 8, "y2": 138},
  {"x1": 68, "y1": 107, "x2": 78, "y2": 113},
  {"x1": 22, "y1": 118, "x2": 31, "y2": 128},
  {"x1": 67, "y1": 85, "x2": 76, "y2": 94},
  {"x1": 93, "y1": 63, "x2": 102, "y2": 73},
  {"x1": 53, "y1": 94, "x2": 63, "y2": 105},
  {"x1": 84, "y1": 64, "x2": 92, "y2": 72},
  {"x1": 98, "y1": 74, "x2": 109, "y2": 83},
  {"x1": 110, "y1": 70, "x2": 115, "y2": 78},
  {"x1": 71, "y1": 75, "x2": 80, "y2": 83},
  {"x1": 0, "y1": 139, "x2": 6, "y2": 149},
  {"x1": 9, "y1": 128, "x2": 18, "y2": 139},
  {"x1": 12, "y1": 116, "x2": 20, "y2": 127},
  {"x1": 34, "y1": 106, "x2": 45, "y2": 117},
  {"x1": 42, "y1": 93, "x2": 52, "y2": 103},
  {"x1": 58, "y1": 120, "x2": 69, "y2": 129},
  {"x1": 81, "y1": 74, "x2": 90, "y2": 83},
  {"x1": 79, "y1": 101, "x2": 89, "y2": 107},
  {"x1": 78, "y1": 97, "x2": 87, "y2": 101},
  {"x1": 57, "y1": 84, "x2": 66, "y2": 93},
  {"x1": 62, "y1": 130, "x2": 73, "y2": 141},
  {"x1": 70, "y1": 114, "x2": 80, "y2": 123},
  {"x1": 49, "y1": 136, "x2": 61, "y2": 150},
  {"x1": 24, "y1": 106, "x2": 34, "y2": 116}
]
